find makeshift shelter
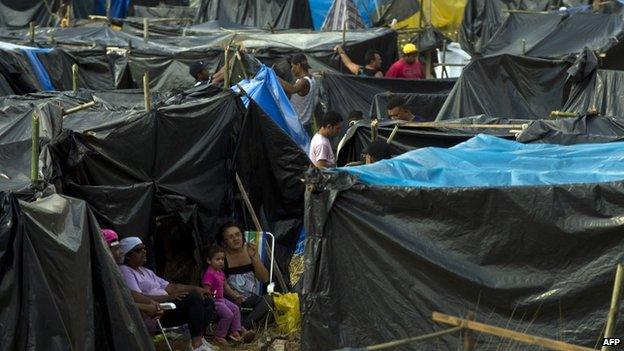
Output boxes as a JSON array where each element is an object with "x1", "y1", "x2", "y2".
[
  {"x1": 303, "y1": 134, "x2": 624, "y2": 350},
  {"x1": 41, "y1": 91, "x2": 309, "y2": 282},
  {"x1": 370, "y1": 91, "x2": 448, "y2": 121},
  {"x1": 194, "y1": 0, "x2": 314, "y2": 30},
  {"x1": 517, "y1": 115, "x2": 624, "y2": 144},
  {"x1": 320, "y1": 72, "x2": 455, "y2": 120},
  {"x1": 480, "y1": 12, "x2": 624, "y2": 68},
  {"x1": 0, "y1": 101, "x2": 154, "y2": 351},
  {"x1": 383, "y1": 0, "x2": 467, "y2": 38},
  {"x1": 459, "y1": 0, "x2": 598, "y2": 55},
  {"x1": 436, "y1": 54, "x2": 570, "y2": 120},
  {"x1": 564, "y1": 69, "x2": 624, "y2": 117},
  {"x1": 335, "y1": 117, "x2": 517, "y2": 165}
]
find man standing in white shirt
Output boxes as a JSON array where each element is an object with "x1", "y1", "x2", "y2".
[
  {"x1": 278, "y1": 53, "x2": 318, "y2": 136},
  {"x1": 309, "y1": 111, "x2": 342, "y2": 168}
]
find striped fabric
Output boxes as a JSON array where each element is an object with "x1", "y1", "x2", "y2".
[{"x1": 320, "y1": 0, "x2": 366, "y2": 31}]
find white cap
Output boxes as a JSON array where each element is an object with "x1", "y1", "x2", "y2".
[{"x1": 119, "y1": 237, "x2": 143, "y2": 256}]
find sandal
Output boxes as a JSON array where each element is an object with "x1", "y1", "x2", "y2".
[{"x1": 213, "y1": 336, "x2": 229, "y2": 346}]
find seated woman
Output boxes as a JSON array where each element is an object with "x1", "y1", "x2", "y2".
[
  {"x1": 217, "y1": 222, "x2": 274, "y2": 329},
  {"x1": 119, "y1": 237, "x2": 214, "y2": 351}
]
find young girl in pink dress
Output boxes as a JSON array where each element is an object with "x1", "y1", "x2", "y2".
[{"x1": 203, "y1": 246, "x2": 247, "y2": 345}]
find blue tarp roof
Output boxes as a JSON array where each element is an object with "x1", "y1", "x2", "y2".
[
  {"x1": 337, "y1": 134, "x2": 624, "y2": 187},
  {"x1": 233, "y1": 65, "x2": 311, "y2": 153}
]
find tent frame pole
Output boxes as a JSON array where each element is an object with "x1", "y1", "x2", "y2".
[
  {"x1": 30, "y1": 111, "x2": 40, "y2": 182},
  {"x1": 602, "y1": 264, "x2": 624, "y2": 351}
]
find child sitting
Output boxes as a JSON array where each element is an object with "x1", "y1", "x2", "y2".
[{"x1": 203, "y1": 245, "x2": 251, "y2": 345}]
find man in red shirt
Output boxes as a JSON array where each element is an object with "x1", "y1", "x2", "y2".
[{"x1": 385, "y1": 43, "x2": 424, "y2": 79}]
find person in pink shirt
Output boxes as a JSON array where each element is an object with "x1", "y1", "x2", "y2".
[
  {"x1": 385, "y1": 43, "x2": 425, "y2": 80},
  {"x1": 203, "y1": 246, "x2": 254, "y2": 345}
]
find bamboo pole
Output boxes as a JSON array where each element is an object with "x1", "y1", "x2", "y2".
[
  {"x1": 30, "y1": 111, "x2": 40, "y2": 182},
  {"x1": 223, "y1": 47, "x2": 231, "y2": 90},
  {"x1": 143, "y1": 72, "x2": 151, "y2": 112},
  {"x1": 371, "y1": 119, "x2": 379, "y2": 141},
  {"x1": 522, "y1": 39, "x2": 527, "y2": 55},
  {"x1": 365, "y1": 327, "x2": 462, "y2": 351},
  {"x1": 602, "y1": 264, "x2": 624, "y2": 351},
  {"x1": 143, "y1": 18, "x2": 149, "y2": 42},
  {"x1": 342, "y1": 21, "x2": 347, "y2": 47},
  {"x1": 235, "y1": 50, "x2": 249, "y2": 80},
  {"x1": 62, "y1": 101, "x2": 96, "y2": 117},
  {"x1": 402, "y1": 122, "x2": 525, "y2": 130},
  {"x1": 234, "y1": 173, "x2": 288, "y2": 293},
  {"x1": 106, "y1": 0, "x2": 111, "y2": 20},
  {"x1": 72, "y1": 64, "x2": 78, "y2": 92},
  {"x1": 441, "y1": 40, "x2": 448, "y2": 78},
  {"x1": 433, "y1": 312, "x2": 595, "y2": 351},
  {"x1": 29, "y1": 22, "x2": 35, "y2": 45},
  {"x1": 386, "y1": 125, "x2": 399, "y2": 144},
  {"x1": 550, "y1": 111, "x2": 577, "y2": 119}
]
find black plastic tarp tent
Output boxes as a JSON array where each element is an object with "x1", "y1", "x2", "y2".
[
  {"x1": 370, "y1": 92, "x2": 448, "y2": 121},
  {"x1": 459, "y1": 0, "x2": 594, "y2": 55},
  {"x1": 335, "y1": 117, "x2": 518, "y2": 166},
  {"x1": 320, "y1": 72, "x2": 455, "y2": 120},
  {"x1": 0, "y1": 102, "x2": 153, "y2": 351},
  {"x1": 302, "y1": 168, "x2": 624, "y2": 350},
  {"x1": 42, "y1": 91, "x2": 309, "y2": 282},
  {"x1": 564, "y1": 69, "x2": 624, "y2": 117},
  {"x1": 436, "y1": 54, "x2": 570, "y2": 120},
  {"x1": 481, "y1": 12, "x2": 624, "y2": 68},
  {"x1": 517, "y1": 115, "x2": 624, "y2": 144},
  {"x1": 194, "y1": 0, "x2": 313, "y2": 29}
]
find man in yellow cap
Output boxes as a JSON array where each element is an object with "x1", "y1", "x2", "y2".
[{"x1": 385, "y1": 43, "x2": 424, "y2": 79}]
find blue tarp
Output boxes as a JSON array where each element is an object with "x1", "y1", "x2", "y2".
[
  {"x1": 94, "y1": 0, "x2": 130, "y2": 18},
  {"x1": 309, "y1": 0, "x2": 374, "y2": 29},
  {"x1": 0, "y1": 42, "x2": 55, "y2": 91},
  {"x1": 233, "y1": 65, "x2": 311, "y2": 153},
  {"x1": 337, "y1": 134, "x2": 624, "y2": 187}
]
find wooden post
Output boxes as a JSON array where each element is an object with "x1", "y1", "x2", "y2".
[
  {"x1": 29, "y1": 22, "x2": 35, "y2": 45},
  {"x1": 62, "y1": 101, "x2": 96, "y2": 117},
  {"x1": 371, "y1": 119, "x2": 379, "y2": 141},
  {"x1": 72, "y1": 64, "x2": 78, "y2": 92},
  {"x1": 30, "y1": 111, "x2": 40, "y2": 182},
  {"x1": 433, "y1": 312, "x2": 595, "y2": 351},
  {"x1": 365, "y1": 327, "x2": 462, "y2": 351},
  {"x1": 223, "y1": 47, "x2": 231, "y2": 90},
  {"x1": 234, "y1": 173, "x2": 288, "y2": 293},
  {"x1": 419, "y1": 0, "x2": 424, "y2": 29},
  {"x1": 441, "y1": 40, "x2": 448, "y2": 78},
  {"x1": 342, "y1": 21, "x2": 347, "y2": 47},
  {"x1": 143, "y1": 72, "x2": 151, "y2": 112},
  {"x1": 462, "y1": 312, "x2": 476, "y2": 351},
  {"x1": 522, "y1": 39, "x2": 527, "y2": 55},
  {"x1": 386, "y1": 125, "x2": 399, "y2": 144},
  {"x1": 106, "y1": 0, "x2": 111, "y2": 20},
  {"x1": 602, "y1": 264, "x2": 624, "y2": 351},
  {"x1": 143, "y1": 18, "x2": 149, "y2": 42}
]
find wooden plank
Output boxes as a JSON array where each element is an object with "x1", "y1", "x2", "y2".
[
  {"x1": 402, "y1": 122, "x2": 526, "y2": 130},
  {"x1": 432, "y1": 312, "x2": 596, "y2": 351}
]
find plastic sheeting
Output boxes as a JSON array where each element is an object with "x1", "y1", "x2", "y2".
[
  {"x1": 320, "y1": 72, "x2": 455, "y2": 120},
  {"x1": 308, "y1": 0, "x2": 376, "y2": 29},
  {"x1": 194, "y1": 0, "x2": 313, "y2": 29},
  {"x1": 370, "y1": 92, "x2": 448, "y2": 121},
  {"x1": 564, "y1": 69, "x2": 624, "y2": 117},
  {"x1": 436, "y1": 54, "x2": 570, "y2": 120},
  {"x1": 459, "y1": 0, "x2": 595, "y2": 55},
  {"x1": 0, "y1": 190, "x2": 155, "y2": 351},
  {"x1": 234, "y1": 65, "x2": 311, "y2": 153},
  {"x1": 518, "y1": 116, "x2": 624, "y2": 144},
  {"x1": 393, "y1": 0, "x2": 466, "y2": 37},
  {"x1": 336, "y1": 133, "x2": 624, "y2": 187},
  {"x1": 41, "y1": 92, "x2": 308, "y2": 283},
  {"x1": 302, "y1": 164, "x2": 624, "y2": 349},
  {"x1": 482, "y1": 12, "x2": 624, "y2": 61},
  {"x1": 335, "y1": 116, "x2": 517, "y2": 165}
]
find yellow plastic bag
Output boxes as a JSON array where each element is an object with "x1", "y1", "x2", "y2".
[{"x1": 272, "y1": 292, "x2": 301, "y2": 334}]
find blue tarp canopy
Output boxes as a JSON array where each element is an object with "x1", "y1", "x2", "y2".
[
  {"x1": 233, "y1": 65, "x2": 311, "y2": 153},
  {"x1": 338, "y1": 134, "x2": 624, "y2": 187}
]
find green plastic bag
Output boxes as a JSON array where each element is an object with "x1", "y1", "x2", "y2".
[{"x1": 273, "y1": 292, "x2": 301, "y2": 334}]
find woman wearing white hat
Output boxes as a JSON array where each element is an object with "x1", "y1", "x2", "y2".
[{"x1": 119, "y1": 237, "x2": 215, "y2": 351}]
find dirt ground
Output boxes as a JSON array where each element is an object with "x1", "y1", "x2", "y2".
[{"x1": 154, "y1": 328, "x2": 299, "y2": 351}]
